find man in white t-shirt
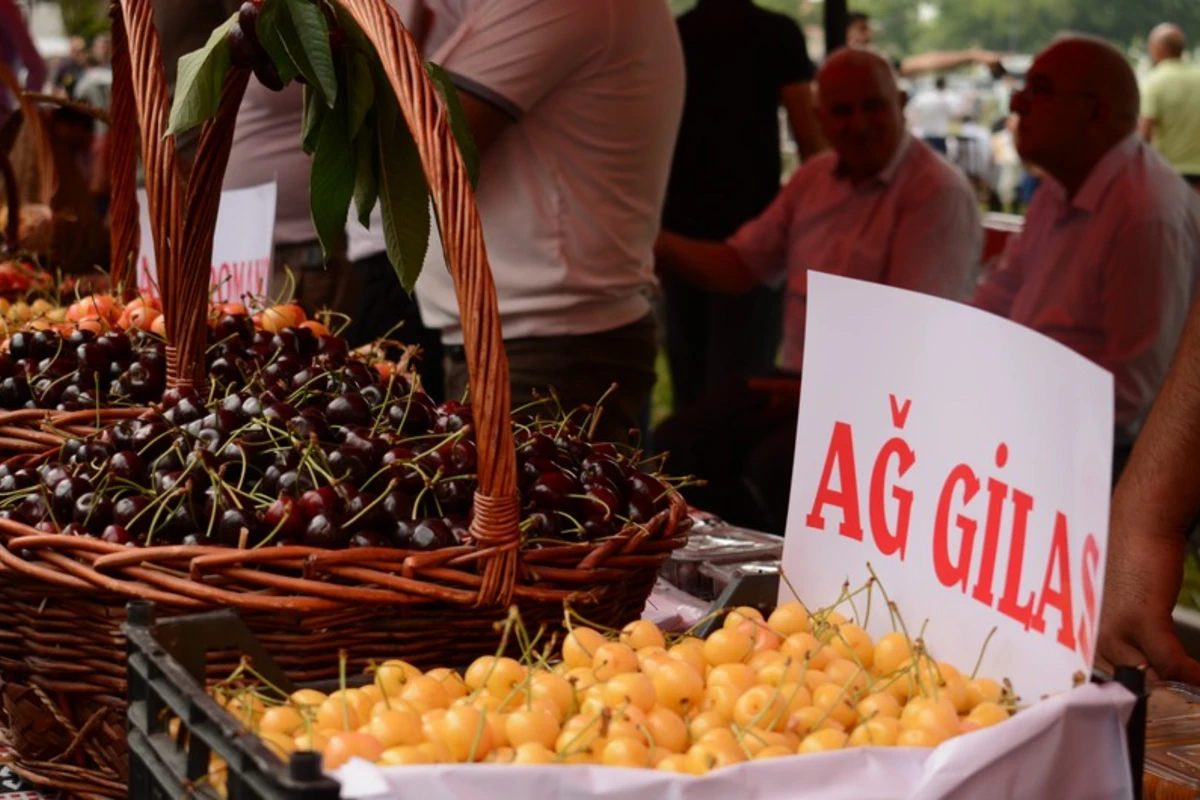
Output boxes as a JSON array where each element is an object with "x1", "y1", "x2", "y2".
[{"x1": 348, "y1": 0, "x2": 685, "y2": 441}]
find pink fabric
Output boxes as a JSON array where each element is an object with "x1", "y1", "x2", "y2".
[
  {"x1": 973, "y1": 135, "x2": 1200, "y2": 436},
  {"x1": 728, "y1": 135, "x2": 982, "y2": 373}
]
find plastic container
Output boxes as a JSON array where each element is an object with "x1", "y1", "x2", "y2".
[
  {"x1": 660, "y1": 524, "x2": 783, "y2": 599},
  {"x1": 1144, "y1": 681, "x2": 1200, "y2": 798},
  {"x1": 697, "y1": 559, "x2": 782, "y2": 603},
  {"x1": 124, "y1": 601, "x2": 342, "y2": 800},
  {"x1": 641, "y1": 577, "x2": 710, "y2": 632}
]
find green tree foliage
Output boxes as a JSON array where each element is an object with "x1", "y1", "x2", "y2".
[
  {"x1": 924, "y1": 0, "x2": 1200, "y2": 54},
  {"x1": 670, "y1": 0, "x2": 1200, "y2": 58},
  {"x1": 59, "y1": 0, "x2": 110, "y2": 42}
]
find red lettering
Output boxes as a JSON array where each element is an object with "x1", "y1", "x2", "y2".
[
  {"x1": 997, "y1": 488, "x2": 1036, "y2": 628},
  {"x1": 888, "y1": 394, "x2": 912, "y2": 428},
  {"x1": 805, "y1": 422, "x2": 864, "y2": 541},
  {"x1": 933, "y1": 464, "x2": 981, "y2": 591},
  {"x1": 971, "y1": 444, "x2": 1010, "y2": 606},
  {"x1": 868, "y1": 436, "x2": 915, "y2": 559},
  {"x1": 1077, "y1": 534, "x2": 1101, "y2": 660},
  {"x1": 1030, "y1": 512, "x2": 1077, "y2": 651}
]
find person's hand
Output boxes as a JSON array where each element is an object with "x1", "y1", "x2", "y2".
[
  {"x1": 1099, "y1": 518, "x2": 1200, "y2": 683},
  {"x1": 968, "y1": 48, "x2": 1004, "y2": 70}
]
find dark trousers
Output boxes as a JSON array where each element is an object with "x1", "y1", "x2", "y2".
[
  {"x1": 925, "y1": 136, "x2": 948, "y2": 155},
  {"x1": 273, "y1": 239, "x2": 360, "y2": 321},
  {"x1": 662, "y1": 272, "x2": 783, "y2": 411},
  {"x1": 343, "y1": 252, "x2": 445, "y2": 401},
  {"x1": 444, "y1": 314, "x2": 658, "y2": 446},
  {"x1": 653, "y1": 382, "x2": 797, "y2": 533}
]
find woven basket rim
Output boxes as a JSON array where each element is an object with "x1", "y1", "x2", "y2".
[{"x1": 0, "y1": 490, "x2": 689, "y2": 610}]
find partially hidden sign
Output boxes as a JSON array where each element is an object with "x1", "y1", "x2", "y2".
[
  {"x1": 136, "y1": 182, "x2": 277, "y2": 304},
  {"x1": 781, "y1": 273, "x2": 1114, "y2": 701}
]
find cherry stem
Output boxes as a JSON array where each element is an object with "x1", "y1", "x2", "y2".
[
  {"x1": 341, "y1": 478, "x2": 396, "y2": 529},
  {"x1": 971, "y1": 626, "x2": 999, "y2": 680},
  {"x1": 143, "y1": 486, "x2": 186, "y2": 547},
  {"x1": 252, "y1": 503, "x2": 295, "y2": 550},
  {"x1": 338, "y1": 648, "x2": 349, "y2": 732}
]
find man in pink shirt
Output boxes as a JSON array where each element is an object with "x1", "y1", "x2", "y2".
[
  {"x1": 973, "y1": 36, "x2": 1200, "y2": 481},
  {"x1": 654, "y1": 48, "x2": 980, "y2": 531}
]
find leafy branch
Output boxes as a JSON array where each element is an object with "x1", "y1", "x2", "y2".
[{"x1": 166, "y1": 0, "x2": 480, "y2": 295}]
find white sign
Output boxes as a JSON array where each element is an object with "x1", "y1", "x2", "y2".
[
  {"x1": 135, "y1": 182, "x2": 276, "y2": 304},
  {"x1": 781, "y1": 274, "x2": 1114, "y2": 701}
]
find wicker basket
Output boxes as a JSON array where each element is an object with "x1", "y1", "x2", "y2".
[{"x1": 0, "y1": 1, "x2": 688, "y2": 795}]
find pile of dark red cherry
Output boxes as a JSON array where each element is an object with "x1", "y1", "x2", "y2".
[{"x1": 0, "y1": 314, "x2": 675, "y2": 551}]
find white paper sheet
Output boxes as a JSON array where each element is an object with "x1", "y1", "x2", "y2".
[{"x1": 334, "y1": 682, "x2": 1135, "y2": 800}]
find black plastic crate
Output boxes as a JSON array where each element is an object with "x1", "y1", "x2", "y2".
[{"x1": 123, "y1": 601, "x2": 341, "y2": 800}]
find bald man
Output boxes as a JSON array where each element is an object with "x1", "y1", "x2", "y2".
[
  {"x1": 653, "y1": 48, "x2": 980, "y2": 531},
  {"x1": 974, "y1": 36, "x2": 1200, "y2": 478},
  {"x1": 1141, "y1": 24, "x2": 1200, "y2": 185}
]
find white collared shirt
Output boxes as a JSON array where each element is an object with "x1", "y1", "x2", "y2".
[
  {"x1": 973, "y1": 135, "x2": 1200, "y2": 438},
  {"x1": 728, "y1": 135, "x2": 981, "y2": 373}
]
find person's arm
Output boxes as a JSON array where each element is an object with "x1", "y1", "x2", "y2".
[
  {"x1": 887, "y1": 183, "x2": 982, "y2": 300},
  {"x1": 1101, "y1": 277, "x2": 1200, "y2": 683},
  {"x1": 1140, "y1": 117, "x2": 1156, "y2": 143},
  {"x1": 654, "y1": 232, "x2": 758, "y2": 295},
  {"x1": 772, "y1": 18, "x2": 825, "y2": 161},
  {"x1": 1140, "y1": 77, "x2": 1161, "y2": 144},
  {"x1": 970, "y1": 228, "x2": 1025, "y2": 317},
  {"x1": 427, "y1": 1, "x2": 605, "y2": 159},
  {"x1": 780, "y1": 83, "x2": 827, "y2": 161},
  {"x1": 898, "y1": 49, "x2": 1000, "y2": 78},
  {"x1": 658, "y1": 166, "x2": 805, "y2": 296}
]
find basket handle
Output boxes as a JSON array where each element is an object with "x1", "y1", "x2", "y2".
[
  {"x1": 334, "y1": 0, "x2": 521, "y2": 606},
  {"x1": 107, "y1": 4, "x2": 141, "y2": 294},
  {"x1": 116, "y1": 0, "x2": 248, "y2": 389},
  {"x1": 0, "y1": 147, "x2": 17, "y2": 250},
  {"x1": 0, "y1": 59, "x2": 53, "y2": 207}
]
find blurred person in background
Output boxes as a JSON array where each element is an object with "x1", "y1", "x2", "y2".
[
  {"x1": 53, "y1": 36, "x2": 88, "y2": 99},
  {"x1": 846, "y1": 11, "x2": 873, "y2": 49},
  {"x1": 75, "y1": 33, "x2": 113, "y2": 117},
  {"x1": 952, "y1": 111, "x2": 998, "y2": 209},
  {"x1": 654, "y1": 49, "x2": 980, "y2": 531},
  {"x1": 845, "y1": 9, "x2": 1004, "y2": 81},
  {"x1": 907, "y1": 77, "x2": 954, "y2": 153},
  {"x1": 661, "y1": 0, "x2": 826, "y2": 413},
  {"x1": 1141, "y1": 23, "x2": 1200, "y2": 188},
  {"x1": 75, "y1": 34, "x2": 113, "y2": 218},
  {"x1": 990, "y1": 113, "x2": 1023, "y2": 211},
  {"x1": 974, "y1": 35, "x2": 1200, "y2": 482}
]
